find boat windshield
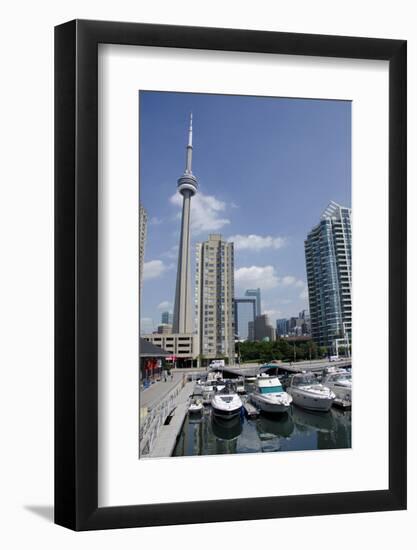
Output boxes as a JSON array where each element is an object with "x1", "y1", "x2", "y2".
[
  {"x1": 292, "y1": 374, "x2": 318, "y2": 387},
  {"x1": 331, "y1": 373, "x2": 351, "y2": 382},
  {"x1": 260, "y1": 386, "x2": 284, "y2": 394}
]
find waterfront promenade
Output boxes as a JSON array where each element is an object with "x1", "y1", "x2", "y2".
[
  {"x1": 141, "y1": 371, "x2": 185, "y2": 410},
  {"x1": 140, "y1": 372, "x2": 195, "y2": 457}
]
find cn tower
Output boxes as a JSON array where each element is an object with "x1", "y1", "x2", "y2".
[{"x1": 172, "y1": 114, "x2": 198, "y2": 334}]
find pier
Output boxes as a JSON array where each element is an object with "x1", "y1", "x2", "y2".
[
  {"x1": 140, "y1": 359, "x2": 352, "y2": 458},
  {"x1": 211, "y1": 358, "x2": 351, "y2": 379},
  {"x1": 147, "y1": 380, "x2": 195, "y2": 458},
  {"x1": 139, "y1": 372, "x2": 194, "y2": 457},
  {"x1": 241, "y1": 397, "x2": 260, "y2": 418}
]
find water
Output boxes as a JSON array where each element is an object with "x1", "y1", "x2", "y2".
[{"x1": 173, "y1": 404, "x2": 351, "y2": 457}]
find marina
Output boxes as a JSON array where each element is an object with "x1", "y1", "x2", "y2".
[{"x1": 140, "y1": 362, "x2": 352, "y2": 458}]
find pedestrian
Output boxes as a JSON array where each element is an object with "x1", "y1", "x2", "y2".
[
  {"x1": 163, "y1": 370, "x2": 167, "y2": 382},
  {"x1": 170, "y1": 370, "x2": 174, "y2": 381}
]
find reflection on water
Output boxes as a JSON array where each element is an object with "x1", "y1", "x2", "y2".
[{"x1": 173, "y1": 405, "x2": 351, "y2": 457}]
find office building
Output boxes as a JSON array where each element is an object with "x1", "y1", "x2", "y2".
[
  {"x1": 195, "y1": 234, "x2": 235, "y2": 364},
  {"x1": 249, "y1": 314, "x2": 276, "y2": 342},
  {"x1": 161, "y1": 311, "x2": 173, "y2": 325},
  {"x1": 304, "y1": 201, "x2": 352, "y2": 348},
  {"x1": 157, "y1": 323, "x2": 173, "y2": 334},
  {"x1": 245, "y1": 288, "x2": 262, "y2": 317},
  {"x1": 276, "y1": 318, "x2": 288, "y2": 337},
  {"x1": 234, "y1": 298, "x2": 256, "y2": 340}
]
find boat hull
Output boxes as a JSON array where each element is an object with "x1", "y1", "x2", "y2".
[
  {"x1": 289, "y1": 389, "x2": 334, "y2": 412},
  {"x1": 251, "y1": 394, "x2": 291, "y2": 414},
  {"x1": 211, "y1": 404, "x2": 242, "y2": 419}
]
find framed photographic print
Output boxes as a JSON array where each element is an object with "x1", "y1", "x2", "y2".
[{"x1": 55, "y1": 20, "x2": 407, "y2": 530}]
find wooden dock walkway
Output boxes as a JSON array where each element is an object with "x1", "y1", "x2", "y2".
[{"x1": 242, "y1": 397, "x2": 259, "y2": 418}]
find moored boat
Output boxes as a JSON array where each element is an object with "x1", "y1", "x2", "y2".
[
  {"x1": 211, "y1": 383, "x2": 243, "y2": 419},
  {"x1": 321, "y1": 369, "x2": 352, "y2": 404},
  {"x1": 250, "y1": 374, "x2": 292, "y2": 414},
  {"x1": 188, "y1": 398, "x2": 203, "y2": 414},
  {"x1": 287, "y1": 373, "x2": 335, "y2": 412}
]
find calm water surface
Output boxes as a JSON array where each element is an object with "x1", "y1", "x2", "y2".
[{"x1": 173, "y1": 403, "x2": 351, "y2": 456}]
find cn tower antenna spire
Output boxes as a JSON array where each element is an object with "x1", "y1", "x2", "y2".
[
  {"x1": 188, "y1": 112, "x2": 193, "y2": 147},
  {"x1": 186, "y1": 113, "x2": 193, "y2": 173}
]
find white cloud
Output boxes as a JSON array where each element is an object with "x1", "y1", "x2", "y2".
[
  {"x1": 234, "y1": 266, "x2": 279, "y2": 290},
  {"x1": 235, "y1": 266, "x2": 307, "y2": 294},
  {"x1": 264, "y1": 309, "x2": 282, "y2": 320},
  {"x1": 149, "y1": 216, "x2": 163, "y2": 226},
  {"x1": 228, "y1": 234, "x2": 286, "y2": 251},
  {"x1": 143, "y1": 259, "x2": 166, "y2": 281},
  {"x1": 299, "y1": 287, "x2": 309, "y2": 300},
  {"x1": 157, "y1": 300, "x2": 172, "y2": 311},
  {"x1": 281, "y1": 275, "x2": 306, "y2": 288},
  {"x1": 231, "y1": 201, "x2": 240, "y2": 209},
  {"x1": 170, "y1": 192, "x2": 230, "y2": 235},
  {"x1": 281, "y1": 275, "x2": 296, "y2": 286}
]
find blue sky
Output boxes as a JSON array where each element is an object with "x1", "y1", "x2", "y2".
[{"x1": 140, "y1": 91, "x2": 351, "y2": 332}]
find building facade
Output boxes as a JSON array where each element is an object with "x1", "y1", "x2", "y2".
[
  {"x1": 139, "y1": 204, "x2": 148, "y2": 294},
  {"x1": 234, "y1": 298, "x2": 256, "y2": 340},
  {"x1": 161, "y1": 311, "x2": 173, "y2": 325},
  {"x1": 304, "y1": 201, "x2": 352, "y2": 348},
  {"x1": 276, "y1": 318, "x2": 288, "y2": 337},
  {"x1": 157, "y1": 323, "x2": 173, "y2": 334},
  {"x1": 244, "y1": 288, "x2": 262, "y2": 317},
  {"x1": 143, "y1": 333, "x2": 196, "y2": 366},
  {"x1": 195, "y1": 234, "x2": 235, "y2": 364},
  {"x1": 249, "y1": 314, "x2": 276, "y2": 342}
]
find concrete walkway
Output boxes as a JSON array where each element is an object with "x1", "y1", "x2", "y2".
[
  {"x1": 148, "y1": 381, "x2": 195, "y2": 458},
  {"x1": 141, "y1": 371, "x2": 185, "y2": 410}
]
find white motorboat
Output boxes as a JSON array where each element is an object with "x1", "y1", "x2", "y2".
[
  {"x1": 211, "y1": 385, "x2": 243, "y2": 419},
  {"x1": 236, "y1": 377, "x2": 246, "y2": 394},
  {"x1": 188, "y1": 398, "x2": 203, "y2": 414},
  {"x1": 321, "y1": 369, "x2": 352, "y2": 403},
  {"x1": 287, "y1": 373, "x2": 335, "y2": 412},
  {"x1": 202, "y1": 381, "x2": 226, "y2": 396},
  {"x1": 250, "y1": 375, "x2": 292, "y2": 413}
]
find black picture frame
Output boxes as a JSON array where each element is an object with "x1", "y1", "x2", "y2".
[{"x1": 55, "y1": 19, "x2": 407, "y2": 531}]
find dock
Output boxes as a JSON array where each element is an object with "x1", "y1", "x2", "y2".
[
  {"x1": 146, "y1": 381, "x2": 195, "y2": 458},
  {"x1": 242, "y1": 397, "x2": 260, "y2": 418},
  {"x1": 333, "y1": 397, "x2": 352, "y2": 410}
]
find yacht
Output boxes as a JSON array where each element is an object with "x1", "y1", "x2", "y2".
[
  {"x1": 321, "y1": 369, "x2": 352, "y2": 403},
  {"x1": 188, "y1": 397, "x2": 203, "y2": 414},
  {"x1": 211, "y1": 383, "x2": 243, "y2": 419},
  {"x1": 250, "y1": 374, "x2": 292, "y2": 414},
  {"x1": 287, "y1": 373, "x2": 335, "y2": 412}
]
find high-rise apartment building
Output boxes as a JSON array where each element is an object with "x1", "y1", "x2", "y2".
[
  {"x1": 139, "y1": 204, "x2": 148, "y2": 294},
  {"x1": 245, "y1": 288, "x2": 262, "y2": 317},
  {"x1": 234, "y1": 298, "x2": 256, "y2": 340},
  {"x1": 304, "y1": 201, "x2": 352, "y2": 348},
  {"x1": 195, "y1": 234, "x2": 235, "y2": 364}
]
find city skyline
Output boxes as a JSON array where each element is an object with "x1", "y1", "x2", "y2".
[{"x1": 140, "y1": 91, "x2": 351, "y2": 332}]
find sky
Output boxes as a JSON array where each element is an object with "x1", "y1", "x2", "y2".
[{"x1": 139, "y1": 91, "x2": 351, "y2": 333}]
